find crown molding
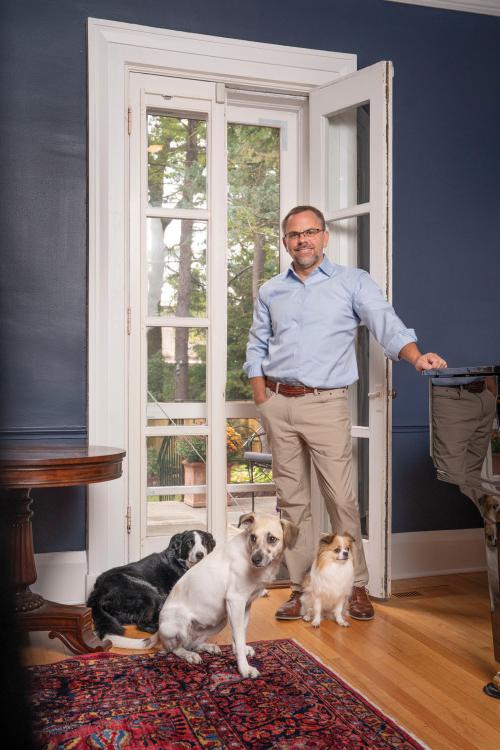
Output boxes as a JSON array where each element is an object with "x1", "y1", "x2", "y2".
[{"x1": 386, "y1": 0, "x2": 500, "y2": 16}]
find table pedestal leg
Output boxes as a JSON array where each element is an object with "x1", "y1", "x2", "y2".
[
  {"x1": 2, "y1": 488, "x2": 111, "y2": 654},
  {"x1": 21, "y1": 600, "x2": 111, "y2": 655}
]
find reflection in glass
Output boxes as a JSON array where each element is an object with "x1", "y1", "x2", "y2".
[
  {"x1": 330, "y1": 215, "x2": 370, "y2": 428},
  {"x1": 327, "y1": 104, "x2": 370, "y2": 213},
  {"x1": 428, "y1": 369, "x2": 500, "y2": 693},
  {"x1": 329, "y1": 214, "x2": 370, "y2": 271},
  {"x1": 226, "y1": 123, "x2": 281, "y2": 401},
  {"x1": 147, "y1": 218, "x2": 207, "y2": 317},
  {"x1": 352, "y1": 437, "x2": 369, "y2": 538},
  {"x1": 147, "y1": 112, "x2": 207, "y2": 209},
  {"x1": 430, "y1": 376, "x2": 498, "y2": 497},
  {"x1": 146, "y1": 494, "x2": 208, "y2": 538},
  {"x1": 147, "y1": 327, "x2": 206, "y2": 403},
  {"x1": 350, "y1": 327, "x2": 370, "y2": 428}
]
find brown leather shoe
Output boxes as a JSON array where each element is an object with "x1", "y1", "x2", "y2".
[
  {"x1": 348, "y1": 586, "x2": 374, "y2": 620},
  {"x1": 275, "y1": 591, "x2": 302, "y2": 620}
]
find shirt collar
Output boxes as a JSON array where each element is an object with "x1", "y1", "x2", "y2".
[{"x1": 286, "y1": 254, "x2": 335, "y2": 280}]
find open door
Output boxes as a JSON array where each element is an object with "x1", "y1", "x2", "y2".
[{"x1": 309, "y1": 61, "x2": 393, "y2": 598}]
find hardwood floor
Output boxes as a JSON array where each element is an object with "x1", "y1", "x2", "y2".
[{"x1": 24, "y1": 573, "x2": 500, "y2": 750}]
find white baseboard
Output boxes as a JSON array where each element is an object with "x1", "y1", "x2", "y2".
[
  {"x1": 391, "y1": 528, "x2": 486, "y2": 580},
  {"x1": 32, "y1": 551, "x2": 87, "y2": 605}
]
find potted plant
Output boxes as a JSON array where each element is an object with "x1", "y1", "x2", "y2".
[{"x1": 176, "y1": 426, "x2": 243, "y2": 507}]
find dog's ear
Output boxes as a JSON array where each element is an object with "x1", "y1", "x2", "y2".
[
  {"x1": 168, "y1": 532, "x2": 184, "y2": 558},
  {"x1": 342, "y1": 531, "x2": 356, "y2": 544},
  {"x1": 238, "y1": 513, "x2": 255, "y2": 530},
  {"x1": 320, "y1": 533, "x2": 335, "y2": 546},
  {"x1": 203, "y1": 531, "x2": 216, "y2": 552},
  {"x1": 281, "y1": 519, "x2": 299, "y2": 549}
]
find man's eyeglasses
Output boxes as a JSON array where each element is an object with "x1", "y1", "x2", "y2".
[{"x1": 284, "y1": 227, "x2": 324, "y2": 241}]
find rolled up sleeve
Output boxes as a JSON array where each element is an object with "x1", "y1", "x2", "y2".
[
  {"x1": 243, "y1": 293, "x2": 272, "y2": 378},
  {"x1": 353, "y1": 271, "x2": 417, "y2": 361}
]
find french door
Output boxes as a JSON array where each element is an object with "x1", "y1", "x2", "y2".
[
  {"x1": 310, "y1": 62, "x2": 393, "y2": 597},
  {"x1": 128, "y1": 74, "x2": 227, "y2": 559},
  {"x1": 126, "y1": 62, "x2": 392, "y2": 596}
]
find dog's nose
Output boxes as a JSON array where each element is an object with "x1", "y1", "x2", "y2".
[
  {"x1": 251, "y1": 552, "x2": 263, "y2": 566},
  {"x1": 341, "y1": 551, "x2": 348, "y2": 559},
  {"x1": 195, "y1": 551, "x2": 204, "y2": 560}
]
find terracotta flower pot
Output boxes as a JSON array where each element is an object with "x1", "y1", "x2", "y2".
[{"x1": 182, "y1": 461, "x2": 235, "y2": 507}]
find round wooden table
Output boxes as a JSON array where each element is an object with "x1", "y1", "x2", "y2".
[{"x1": 0, "y1": 443, "x2": 126, "y2": 654}]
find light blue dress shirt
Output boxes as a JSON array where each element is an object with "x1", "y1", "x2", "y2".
[{"x1": 244, "y1": 256, "x2": 417, "y2": 388}]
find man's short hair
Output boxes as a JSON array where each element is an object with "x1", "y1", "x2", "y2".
[{"x1": 282, "y1": 205, "x2": 326, "y2": 235}]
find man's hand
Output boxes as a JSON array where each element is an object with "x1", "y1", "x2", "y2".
[
  {"x1": 413, "y1": 352, "x2": 448, "y2": 372},
  {"x1": 399, "y1": 343, "x2": 447, "y2": 372},
  {"x1": 249, "y1": 375, "x2": 268, "y2": 405}
]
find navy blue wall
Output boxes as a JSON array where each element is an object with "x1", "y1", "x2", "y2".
[{"x1": 1, "y1": 0, "x2": 499, "y2": 550}]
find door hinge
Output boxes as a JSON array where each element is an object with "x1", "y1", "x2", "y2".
[
  {"x1": 127, "y1": 307, "x2": 132, "y2": 335},
  {"x1": 127, "y1": 106, "x2": 132, "y2": 135},
  {"x1": 126, "y1": 506, "x2": 132, "y2": 534},
  {"x1": 215, "y1": 82, "x2": 226, "y2": 104}
]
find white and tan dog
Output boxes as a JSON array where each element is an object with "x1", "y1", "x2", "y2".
[
  {"x1": 109, "y1": 513, "x2": 298, "y2": 679},
  {"x1": 300, "y1": 532, "x2": 354, "y2": 628}
]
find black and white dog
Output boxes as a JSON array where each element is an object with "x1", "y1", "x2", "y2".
[{"x1": 87, "y1": 530, "x2": 215, "y2": 639}]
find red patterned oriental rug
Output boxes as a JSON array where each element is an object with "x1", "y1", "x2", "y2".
[{"x1": 28, "y1": 638, "x2": 427, "y2": 749}]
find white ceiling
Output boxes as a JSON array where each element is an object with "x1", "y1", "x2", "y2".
[{"x1": 386, "y1": 0, "x2": 500, "y2": 16}]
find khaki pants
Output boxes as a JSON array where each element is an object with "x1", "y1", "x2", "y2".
[
  {"x1": 431, "y1": 385, "x2": 496, "y2": 505},
  {"x1": 257, "y1": 387, "x2": 369, "y2": 590}
]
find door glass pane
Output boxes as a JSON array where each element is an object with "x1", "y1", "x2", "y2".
[
  {"x1": 326, "y1": 104, "x2": 370, "y2": 213},
  {"x1": 147, "y1": 432, "x2": 208, "y2": 537},
  {"x1": 147, "y1": 494, "x2": 208, "y2": 538},
  {"x1": 226, "y1": 418, "x2": 275, "y2": 513},
  {"x1": 147, "y1": 435, "x2": 207, "y2": 487},
  {"x1": 328, "y1": 213, "x2": 370, "y2": 271},
  {"x1": 226, "y1": 418, "x2": 273, "y2": 484},
  {"x1": 352, "y1": 436, "x2": 369, "y2": 538},
  {"x1": 147, "y1": 112, "x2": 207, "y2": 209},
  {"x1": 351, "y1": 327, "x2": 370, "y2": 428},
  {"x1": 226, "y1": 123, "x2": 281, "y2": 401},
  {"x1": 147, "y1": 327, "x2": 207, "y2": 405},
  {"x1": 330, "y1": 215, "x2": 370, "y2": 427},
  {"x1": 147, "y1": 219, "x2": 207, "y2": 316}
]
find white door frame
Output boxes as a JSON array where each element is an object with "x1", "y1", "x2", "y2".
[{"x1": 87, "y1": 18, "x2": 356, "y2": 593}]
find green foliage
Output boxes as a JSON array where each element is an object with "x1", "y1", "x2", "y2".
[
  {"x1": 145, "y1": 117, "x2": 281, "y2": 403},
  {"x1": 492, "y1": 430, "x2": 500, "y2": 453},
  {"x1": 226, "y1": 124, "x2": 280, "y2": 400},
  {"x1": 176, "y1": 425, "x2": 243, "y2": 463},
  {"x1": 147, "y1": 353, "x2": 206, "y2": 403},
  {"x1": 147, "y1": 114, "x2": 207, "y2": 208},
  {"x1": 147, "y1": 445, "x2": 160, "y2": 485},
  {"x1": 176, "y1": 436, "x2": 207, "y2": 463}
]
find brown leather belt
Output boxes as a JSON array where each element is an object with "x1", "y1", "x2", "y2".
[
  {"x1": 451, "y1": 381, "x2": 486, "y2": 393},
  {"x1": 265, "y1": 378, "x2": 343, "y2": 397}
]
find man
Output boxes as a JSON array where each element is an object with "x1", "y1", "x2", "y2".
[
  {"x1": 431, "y1": 373, "x2": 498, "y2": 546},
  {"x1": 244, "y1": 205, "x2": 447, "y2": 621}
]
